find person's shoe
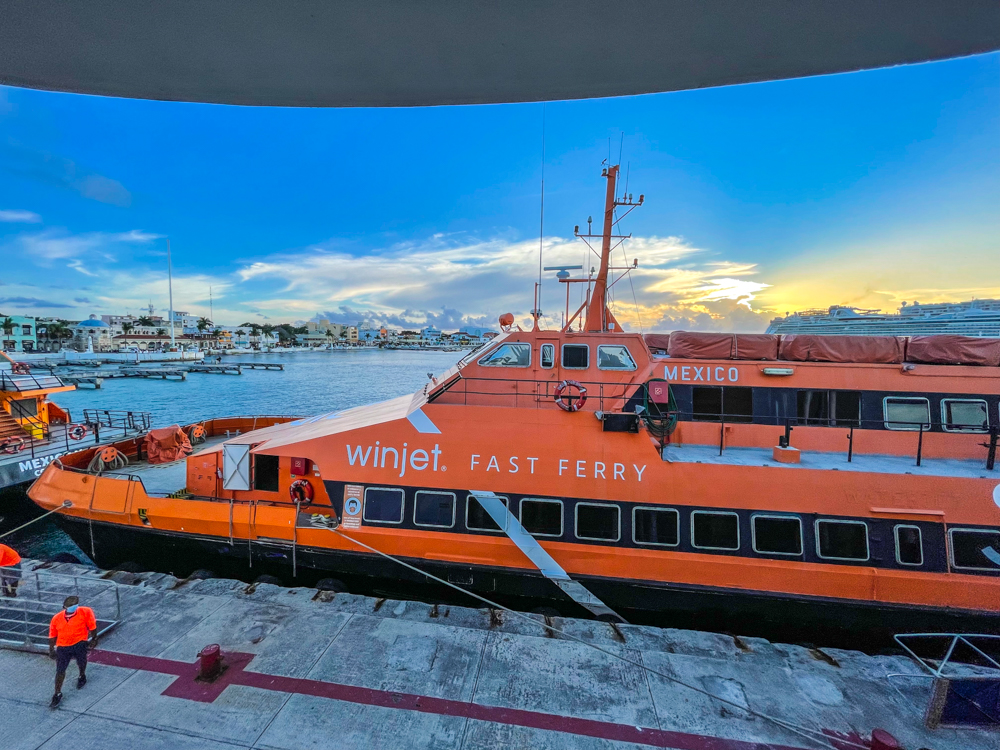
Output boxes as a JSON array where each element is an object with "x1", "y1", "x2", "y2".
[
  {"x1": 49, "y1": 692, "x2": 62, "y2": 709},
  {"x1": 76, "y1": 675, "x2": 87, "y2": 690}
]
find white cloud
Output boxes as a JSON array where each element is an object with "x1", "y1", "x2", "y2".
[
  {"x1": 0, "y1": 209, "x2": 41, "y2": 223},
  {"x1": 13, "y1": 228, "x2": 163, "y2": 262}
]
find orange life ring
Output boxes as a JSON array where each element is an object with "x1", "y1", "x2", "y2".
[
  {"x1": 68, "y1": 424, "x2": 89, "y2": 440},
  {"x1": 1, "y1": 436, "x2": 25, "y2": 454},
  {"x1": 554, "y1": 380, "x2": 587, "y2": 412},
  {"x1": 289, "y1": 478, "x2": 314, "y2": 504}
]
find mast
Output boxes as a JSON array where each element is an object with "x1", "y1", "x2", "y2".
[
  {"x1": 167, "y1": 239, "x2": 176, "y2": 349},
  {"x1": 583, "y1": 165, "x2": 619, "y2": 332}
]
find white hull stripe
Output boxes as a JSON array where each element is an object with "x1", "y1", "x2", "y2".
[
  {"x1": 407, "y1": 408, "x2": 441, "y2": 434},
  {"x1": 470, "y1": 491, "x2": 624, "y2": 622}
]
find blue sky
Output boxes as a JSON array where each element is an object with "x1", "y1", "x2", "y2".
[{"x1": 1, "y1": 52, "x2": 997, "y2": 332}]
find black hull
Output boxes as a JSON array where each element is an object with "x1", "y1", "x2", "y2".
[{"x1": 58, "y1": 516, "x2": 999, "y2": 651}]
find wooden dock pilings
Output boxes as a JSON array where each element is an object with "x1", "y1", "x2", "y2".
[{"x1": 184, "y1": 363, "x2": 243, "y2": 375}]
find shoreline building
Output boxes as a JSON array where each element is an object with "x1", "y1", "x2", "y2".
[
  {"x1": 0, "y1": 315, "x2": 37, "y2": 352},
  {"x1": 767, "y1": 299, "x2": 1000, "y2": 338}
]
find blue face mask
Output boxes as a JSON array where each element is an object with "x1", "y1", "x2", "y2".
[{"x1": 65, "y1": 605, "x2": 78, "y2": 615}]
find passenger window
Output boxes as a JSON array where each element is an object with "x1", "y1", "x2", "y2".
[
  {"x1": 561, "y1": 344, "x2": 589, "y2": 369},
  {"x1": 363, "y1": 487, "x2": 405, "y2": 524},
  {"x1": 466, "y1": 495, "x2": 508, "y2": 532},
  {"x1": 597, "y1": 345, "x2": 636, "y2": 371},
  {"x1": 884, "y1": 397, "x2": 930, "y2": 431},
  {"x1": 633, "y1": 507, "x2": 679, "y2": 546},
  {"x1": 479, "y1": 343, "x2": 531, "y2": 367},
  {"x1": 949, "y1": 529, "x2": 1000, "y2": 571},
  {"x1": 692, "y1": 386, "x2": 753, "y2": 423},
  {"x1": 414, "y1": 491, "x2": 455, "y2": 528},
  {"x1": 540, "y1": 344, "x2": 554, "y2": 369},
  {"x1": 520, "y1": 498, "x2": 563, "y2": 537},
  {"x1": 575, "y1": 502, "x2": 620, "y2": 542},
  {"x1": 894, "y1": 525, "x2": 923, "y2": 566},
  {"x1": 941, "y1": 399, "x2": 989, "y2": 433},
  {"x1": 816, "y1": 520, "x2": 869, "y2": 561},
  {"x1": 752, "y1": 515, "x2": 802, "y2": 555},
  {"x1": 252, "y1": 454, "x2": 280, "y2": 493},
  {"x1": 796, "y1": 390, "x2": 861, "y2": 427},
  {"x1": 691, "y1": 511, "x2": 740, "y2": 550}
]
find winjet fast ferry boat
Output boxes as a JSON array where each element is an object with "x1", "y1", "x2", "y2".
[{"x1": 29, "y1": 166, "x2": 1000, "y2": 632}]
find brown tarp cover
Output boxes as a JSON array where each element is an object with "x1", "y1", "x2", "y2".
[
  {"x1": 779, "y1": 334, "x2": 904, "y2": 364},
  {"x1": 145, "y1": 425, "x2": 193, "y2": 465},
  {"x1": 663, "y1": 331, "x2": 780, "y2": 360},
  {"x1": 643, "y1": 334, "x2": 672, "y2": 353},
  {"x1": 905, "y1": 335, "x2": 1000, "y2": 366}
]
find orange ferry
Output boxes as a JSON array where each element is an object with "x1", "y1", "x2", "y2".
[{"x1": 28, "y1": 166, "x2": 1000, "y2": 634}]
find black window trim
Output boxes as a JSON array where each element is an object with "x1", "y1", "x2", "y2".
[
  {"x1": 948, "y1": 527, "x2": 1000, "y2": 572},
  {"x1": 574, "y1": 501, "x2": 621, "y2": 543},
  {"x1": 560, "y1": 343, "x2": 590, "y2": 370},
  {"x1": 750, "y1": 513, "x2": 803, "y2": 556},
  {"x1": 894, "y1": 524, "x2": 923, "y2": 567},
  {"x1": 362, "y1": 486, "x2": 405, "y2": 525},
  {"x1": 815, "y1": 518, "x2": 870, "y2": 562},
  {"x1": 413, "y1": 490, "x2": 457, "y2": 529},
  {"x1": 940, "y1": 398, "x2": 990, "y2": 433},
  {"x1": 465, "y1": 493, "x2": 508, "y2": 533},
  {"x1": 690, "y1": 510, "x2": 741, "y2": 551},
  {"x1": 519, "y1": 497, "x2": 564, "y2": 537},
  {"x1": 632, "y1": 506, "x2": 680, "y2": 547}
]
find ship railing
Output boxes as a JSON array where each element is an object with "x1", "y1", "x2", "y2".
[
  {"x1": 1, "y1": 409, "x2": 152, "y2": 467},
  {"x1": 441, "y1": 376, "x2": 640, "y2": 412},
  {"x1": 0, "y1": 369, "x2": 68, "y2": 393},
  {"x1": 83, "y1": 409, "x2": 153, "y2": 434},
  {"x1": 0, "y1": 566, "x2": 121, "y2": 652}
]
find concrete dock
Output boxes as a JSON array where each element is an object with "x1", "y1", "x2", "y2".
[{"x1": 1, "y1": 559, "x2": 994, "y2": 750}]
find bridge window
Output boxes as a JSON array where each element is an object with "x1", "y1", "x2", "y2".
[
  {"x1": 252, "y1": 454, "x2": 279, "y2": 492},
  {"x1": 941, "y1": 399, "x2": 989, "y2": 433},
  {"x1": 797, "y1": 390, "x2": 860, "y2": 427},
  {"x1": 414, "y1": 491, "x2": 456, "y2": 528},
  {"x1": 692, "y1": 386, "x2": 753, "y2": 423},
  {"x1": 575, "y1": 502, "x2": 620, "y2": 542},
  {"x1": 949, "y1": 529, "x2": 1000, "y2": 571},
  {"x1": 597, "y1": 345, "x2": 636, "y2": 371},
  {"x1": 520, "y1": 498, "x2": 563, "y2": 537},
  {"x1": 884, "y1": 397, "x2": 930, "y2": 431},
  {"x1": 561, "y1": 344, "x2": 589, "y2": 369},
  {"x1": 479, "y1": 343, "x2": 531, "y2": 367},
  {"x1": 466, "y1": 494, "x2": 508, "y2": 532},
  {"x1": 363, "y1": 487, "x2": 405, "y2": 524},
  {"x1": 633, "y1": 507, "x2": 679, "y2": 546},
  {"x1": 540, "y1": 344, "x2": 554, "y2": 369},
  {"x1": 816, "y1": 520, "x2": 869, "y2": 561},
  {"x1": 691, "y1": 511, "x2": 740, "y2": 551},
  {"x1": 894, "y1": 525, "x2": 923, "y2": 566},
  {"x1": 751, "y1": 515, "x2": 802, "y2": 556}
]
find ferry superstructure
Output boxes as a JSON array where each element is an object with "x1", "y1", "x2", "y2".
[
  {"x1": 767, "y1": 299, "x2": 1000, "y2": 337},
  {"x1": 28, "y1": 166, "x2": 1000, "y2": 634}
]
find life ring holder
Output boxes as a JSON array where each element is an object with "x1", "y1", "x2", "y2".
[
  {"x1": 1, "y1": 436, "x2": 25, "y2": 454},
  {"x1": 188, "y1": 423, "x2": 207, "y2": 444},
  {"x1": 289, "y1": 478, "x2": 314, "y2": 504},
  {"x1": 68, "y1": 424, "x2": 89, "y2": 440},
  {"x1": 554, "y1": 380, "x2": 588, "y2": 412}
]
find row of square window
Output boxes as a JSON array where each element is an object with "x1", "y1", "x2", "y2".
[
  {"x1": 362, "y1": 488, "x2": 999, "y2": 571},
  {"x1": 479, "y1": 342, "x2": 637, "y2": 371}
]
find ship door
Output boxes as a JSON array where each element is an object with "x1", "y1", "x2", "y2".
[
  {"x1": 222, "y1": 443, "x2": 252, "y2": 491},
  {"x1": 536, "y1": 339, "x2": 560, "y2": 402}
]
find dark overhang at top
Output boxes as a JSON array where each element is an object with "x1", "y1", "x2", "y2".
[{"x1": 1, "y1": 1, "x2": 998, "y2": 108}]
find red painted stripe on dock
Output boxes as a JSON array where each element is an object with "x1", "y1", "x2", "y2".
[{"x1": 90, "y1": 649, "x2": 821, "y2": 750}]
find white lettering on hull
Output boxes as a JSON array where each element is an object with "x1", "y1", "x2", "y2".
[{"x1": 665, "y1": 364, "x2": 739, "y2": 383}]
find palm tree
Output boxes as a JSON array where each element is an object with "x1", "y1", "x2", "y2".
[
  {"x1": 155, "y1": 327, "x2": 166, "y2": 336},
  {"x1": 137, "y1": 315, "x2": 155, "y2": 327},
  {"x1": 196, "y1": 317, "x2": 211, "y2": 333},
  {"x1": 120, "y1": 321, "x2": 134, "y2": 348}
]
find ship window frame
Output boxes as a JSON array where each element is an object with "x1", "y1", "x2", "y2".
[
  {"x1": 561, "y1": 343, "x2": 590, "y2": 370},
  {"x1": 894, "y1": 524, "x2": 923, "y2": 567},
  {"x1": 465, "y1": 494, "x2": 509, "y2": 533},
  {"x1": 883, "y1": 396, "x2": 931, "y2": 431},
  {"x1": 596, "y1": 345, "x2": 637, "y2": 371},
  {"x1": 478, "y1": 342, "x2": 532, "y2": 368},
  {"x1": 751, "y1": 514, "x2": 803, "y2": 556},
  {"x1": 519, "y1": 497, "x2": 564, "y2": 538},
  {"x1": 540, "y1": 344, "x2": 555, "y2": 369},
  {"x1": 362, "y1": 486, "x2": 405, "y2": 525},
  {"x1": 948, "y1": 527, "x2": 1000, "y2": 572},
  {"x1": 632, "y1": 506, "x2": 680, "y2": 547},
  {"x1": 940, "y1": 398, "x2": 990, "y2": 433},
  {"x1": 815, "y1": 519, "x2": 870, "y2": 562},
  {"x1": 690, "y1": 510, "x2": 740, "y2": 551},
  {"x1": 413, "y1": 490, "x2": 457, "y2": 529},
  {"x1": 574, "y1": 501, "x2": 621, "y2": 542},
  {"x1": 252, "y1": 453, "x2": 280, "y2": 493}
]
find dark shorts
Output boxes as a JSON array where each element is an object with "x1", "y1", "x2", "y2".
[
  {"x1": 1, "y1": 562, "x2": 21, "y2": 587},
  {"x1": 55, "y1": 641, "x2": 88, "y2": 674}
]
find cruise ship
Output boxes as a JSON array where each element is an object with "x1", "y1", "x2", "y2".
[{"x1": 767, "y1": 299, "x2": 1000, "y2": 337}]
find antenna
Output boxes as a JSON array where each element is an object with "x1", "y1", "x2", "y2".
[
  {"x1": 535, "y1": 103, "x2": 546, "y2": 331},
  {"x1": 209, "y1": 285, "x2": 213, "y2": 324},
  {"x1": 167, "y1": 239, "x2": 175, "y2": 349}
]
